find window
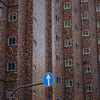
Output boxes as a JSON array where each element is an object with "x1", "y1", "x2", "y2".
[
  {"x1": 33, "y1": 17, "x2": 36, "y2": 22},
  {"x1": 57, "y1": 76, "x2": 61, "y2": 84},
  {"x1": 33, "y1": 40, "x2": 36, "y2": 46},
  {"x1": 75, "y1": 7, "x2": 78, "y2": 14},
  {"x1": 81, "y1": 0, "x2": 87, "y2": 2},
  {"x1": 64, "y1": 21, "x2": 71, "y2": 28},
  {"x1": 96, "y1": 6, "x2": 100, "y2": 12},
  {"x1": 83, "y1": 48, "x2": 90, "y2": 54},
  {"x1": 65, "y1": 59, "x2": 72, "y2": 67},
  {"x1": 82, "y1": 12, "x2": 88, "y2": 19},
  {"x1": 46, "y1": 50, "x2": 49, "y2": 54},
  {"x1": 97, "y1": 22, "x2": 100, "y2": 28},
  {"x1": 94, "y1": 68, "x2": 97, "y2": 75},
  {"x1": 76, "y1": 62, "x2": 80, "y2": 69},
  {"x1": 8, "y1": 37, "x2": 16, "y2": 46},
  {"x1": 86, "y1": 85, "x2": 91, "y2": 92},
  {"x1": 75, "y1": 25, "x2": 79, "y2": 32},
  {"x1": 98, "y1": 38, "x2": 100, "y2": 44},
  {"x1": 6, "y1": 89, "x2": 15, "y2": 98},
  {"x1": 65, "y1": 39, "x2": 72, "y2": 47},
  {"x1": 33, "y1": 65, "x2": 36, "y2": 70},
  {"x1": 85, "y1": 66, "x2": 91, "y2": 73},
  {"x1": 56, "y1": 34, "x2": 60, "y2": 42},
  {"x1": 9, "y1": 12, "x2": 17, "y2": 21},
  {"x1": 95, "y1": 87, "x2": 98, "y2": 94},
  {"x1": 82, "y1": 30, "x2": 89, "y2": 36},
  {"x1": 77, "y1": 82, "x2": 81, "y2": 89},
  {"x1": 56, "y1": 55, "x2": 60, "y2": 63},
  {"x1": 33, "y1": 90, "x2": 36, "y2": 95},
  {"x1": 92, "y1": 34, "x2": 95, "y2": 40},
  {"x1": 91, "y1": 1, "x2": 94, "y2": 7},
  {"x1": 92, "y1": 17, "x2": 94, "y2": 23},
  {"x1": 56, "y1": 0, "x2": 59, "y2": 4},
  {"x1": 64, "y1": 2, "x2": 71, "y2": 9},
  {"x1": 66, "y1": 80, "x2": 73, "y2": 87},
  {"x1": 56, "y1": 15, "x2": 60, "y2": 23},
  {"x1": 46, "y1": 28, "x2": 49, "y2": 33},
  {"x1": 76, "y1": 43, "x2": 79, "y2": 50},
  {"x1": 7, "y1": 62, "x2": 15, "y2": 71},
  {"x1": 93, "y1": 51, "x2": 96, "y2": 57}
]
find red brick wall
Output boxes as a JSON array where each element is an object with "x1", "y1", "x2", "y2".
[
  {"x1": 52, "y1": 0, "x2": 64, "y2": 100},
  {"x1": 0, "y1": 0, "x2": 8, "y2": 99},
  {"x1": 73, "y1": 0, "x2": 83, "y2": 100},
  {"x1": 96, "y1": 0, "x2": 100, "y2": 100},
  {"x1": 0, "y1": 0, "x2": 100, "y2": 100},
  {"x1": 81, "y1": 0, "x2": 99, "y2": 100}
]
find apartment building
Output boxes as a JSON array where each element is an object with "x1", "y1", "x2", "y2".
[{"x1": 0, "y1": 0, "x2": 100, "y2": 100}]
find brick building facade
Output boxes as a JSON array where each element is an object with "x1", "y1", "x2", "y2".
[{"x1": 0, "y1": 0, "x2": 100, "y2": 100}]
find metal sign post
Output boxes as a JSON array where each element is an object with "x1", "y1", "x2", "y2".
[{"x1": 9, "y1": 82, "x2": 44, "y2": 100}]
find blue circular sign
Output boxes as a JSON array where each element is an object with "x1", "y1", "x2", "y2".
[{"x1": 43, "y1": 72, "x2": 54, "y2": 87}]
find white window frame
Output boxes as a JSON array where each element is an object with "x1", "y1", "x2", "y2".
[
  {"x1": 66, "y1": 80, "x2": 73, "y2": 87},
  {"x1": 8, "y1": 37, "x2": 16, "y2": 46},
  {"x1": 81, "y1": 0, "x2": 87, "y2": 3},
  {"x1": 82, "y1": 12, "x2": 88, "y2": 19},
  {"x1": 64, "y1": 21, "x2": 71, "y2": 28},
  {"x1": 85, "y1": 66, "x2": 91, "y2": 73},
  {"x1": 64, "y1": 2, "x2": 71, "y2": 9},
  {"x1": 86, "y1": 85, "x2": 92, "y2": 92},
  {"x1": 96, "y1": 6, "x2": 100, "y2": 12},
  {"x1": 82, "y1": 30, "x2": 89, "y2": 36},
  {"x1": 65, "y1": 39, "x2": 72, "y2": 47},
  {"x1": 9, "y1": 12, "x2": 17, "y2": 22},
  {"x1": 6, "y1": 89, "x2": 15, "y2": 98},
  {"x1": 97, "y1": 22, "x2": 100, "y2": 28},
  {"x1": 65, "y1": 59, "x2": 72, "y2": 67},
  {"x1": 7, "y1": 62, "x2": 16, "y2": 72},
  {"x1": 83, "y1": 48, "x2": 90, "y2": 54}
]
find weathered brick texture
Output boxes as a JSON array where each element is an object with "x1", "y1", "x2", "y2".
[{"x1": 0, "y1": 0, "x2": 100, "y2": 100}]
